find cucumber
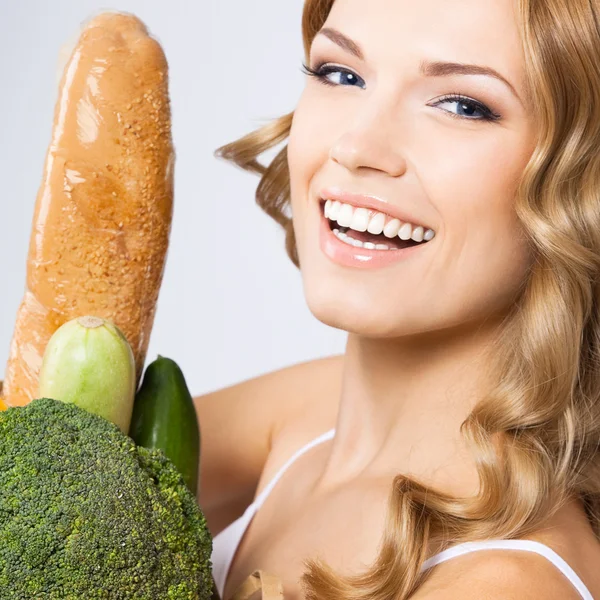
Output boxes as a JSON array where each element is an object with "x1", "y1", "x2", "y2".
[{"x1": 129, "y1": 356, "x2": 200, "y2": 496}]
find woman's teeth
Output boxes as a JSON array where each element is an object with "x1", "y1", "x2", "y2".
[
  {"x1": 332, "y1": 228, "x2": 397, "y2": 250},
  {"x1": 324, "y1": 199, "x2": 435, "y2": 244}
]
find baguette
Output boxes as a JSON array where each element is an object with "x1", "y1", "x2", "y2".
[{"x1": 3, "y1": 12, "x2": 174, "y2": 406}]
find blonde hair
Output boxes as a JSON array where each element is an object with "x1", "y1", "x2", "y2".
[{"x1": 214, "y1": 0, "x2": 600, "y2": 597}]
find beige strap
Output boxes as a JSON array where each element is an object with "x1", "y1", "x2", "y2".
[{"x1": 230, "y1": 570, "x2": 284, "y2": 600}]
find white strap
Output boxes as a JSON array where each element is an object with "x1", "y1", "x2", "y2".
[
  {"x1": 212, "y1": 428, "x2": 337, "y2": 598},
  {"x1": 254, "y1": 428, "x2": 336, "y2": 509},
  {"x1": 421, "y1": 539, "x2": 593, "y2": 600}
]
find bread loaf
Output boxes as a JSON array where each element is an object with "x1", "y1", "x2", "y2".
[{"x1": 3, "y1": 12, "x2": 174, "y2": 406}]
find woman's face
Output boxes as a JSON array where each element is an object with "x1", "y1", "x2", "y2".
[{"x1": 287, "y1": 0, "x2": 537, "y2": 338}]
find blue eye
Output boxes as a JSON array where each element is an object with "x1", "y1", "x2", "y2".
[
  {"x1": 300, "y1": 62, "x2": 501, "y2": 122},
  {"x1": 301, "y1": 62, "x2": 366, "y2": 89},
  {"x1": 432, "y1": 94, "x2": 500, "y2": 122}
]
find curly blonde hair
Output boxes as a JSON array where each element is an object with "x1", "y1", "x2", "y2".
[{"x1": 214, "y1": 0, "x2": 600, "y2": 597}]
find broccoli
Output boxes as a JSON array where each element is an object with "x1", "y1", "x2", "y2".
[{"x1": 0, "y1": 398, "x2": 213, "y2": 599}]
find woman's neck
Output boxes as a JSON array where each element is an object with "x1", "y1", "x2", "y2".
[{"x1": 316, "y1": 323, "x2": 503, "y2": 498}]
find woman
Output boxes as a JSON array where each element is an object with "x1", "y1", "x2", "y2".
[{"x1": 195, "y1": 0, "x2": 600, "y2": 598}]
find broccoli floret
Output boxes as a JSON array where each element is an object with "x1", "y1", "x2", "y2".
[{"x1": 0, "y1": 398, "x2": 213, "y2": 599}]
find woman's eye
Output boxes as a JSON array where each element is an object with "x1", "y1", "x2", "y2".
[
  {"x1": 320, "y1": 67, "x2": 365, "y2": 88},
  {"x1": 431, "y1": 96, "x2": 500, "y2": 122},
  {"x1": 301, "y1": 63, "x2": 366, "y2": 89}
]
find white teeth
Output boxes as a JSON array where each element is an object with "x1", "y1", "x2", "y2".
[
  {"x1": 349, "y1": 207, "x2": 370, "y2": 232},
  {"x1": 411, "y1": 226, "x2": 424, "y2": 243},
  {"x1": 398, "y1": 222, "x2": 413, "y2": 241},
  {"x1": 367, "y1": 212, "x2": 385, "y2": 235},
  {"x1": 333, "y1": 228, "x2": 394, "y2": 250},
  {"x1": 327, "y1": 200, "x2": 341, "y2": 220},
  {"x1": 324, "y1": 199, "x2": 436, "y2": 244},
  {"x1": 383, "y1": 218, "x2": 402, "y2": 238},
  {"x1": 337, "y1": 203, "x2": 354, "y2": 227}
]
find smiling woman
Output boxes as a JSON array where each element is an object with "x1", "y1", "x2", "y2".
[{"x1": 211, "y1": 0, "x2": 600, "y2": 598}]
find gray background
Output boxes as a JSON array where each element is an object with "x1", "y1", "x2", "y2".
[{"x1": 0, "y1": 1, "x2": 345, "y2": 397}]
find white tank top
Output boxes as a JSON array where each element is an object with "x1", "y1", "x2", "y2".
[{"x1": 211, "y1": 428, "x2": 594, "y2": 600}]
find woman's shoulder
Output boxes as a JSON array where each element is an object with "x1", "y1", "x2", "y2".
[
  {"x1": 195, "y1": 354, "x2": 342, "y2": 535},
  {"x1": 269, "y1": 353, "x2": 343, "y2": 445},
  {"x1": 413, "y1": 499, "x2": 600, "y2": 600},
  {"x1": 249, "y1": 354, "x2": 343, "y2": 500},
  {"x1": 523, "y1": 499, "x2": 600, "y2": 598}
]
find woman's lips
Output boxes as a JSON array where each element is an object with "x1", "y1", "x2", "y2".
[
  {"x1": 318, "y1": 186, "x2": 431, "y2": 232},
  {"x1": 318, "y1": 204, "x2": 429, "y2": 270}
]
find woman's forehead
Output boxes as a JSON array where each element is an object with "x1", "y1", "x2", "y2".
[{"x1": 319, "y1": 0, "x2": 524, "y2": 80}]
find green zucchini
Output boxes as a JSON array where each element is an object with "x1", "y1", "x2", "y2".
[
  {"x1": 38, "y1": 316, "x2": 136, "y2": 434},
  {"x1": 129, "y1": 355, "x2": 200, "y2": 496}
]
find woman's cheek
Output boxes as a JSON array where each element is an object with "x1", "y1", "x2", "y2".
[{"x1": 288, "y1": 95, "x2": 331, "y2": 210}]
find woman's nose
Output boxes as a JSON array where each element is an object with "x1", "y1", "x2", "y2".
[{"x1": 328, "y1": 125, "x2": 408, "y2": 177}]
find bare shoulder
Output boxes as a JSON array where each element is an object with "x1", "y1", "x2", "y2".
[
  {"x1": 194, "y1": 354, "x2": 343, "y2": 535},
  {"x1": 413, "y1": 501, "x2": 600, "y2": 600},
  {"x1": 414, "y1": 499, "x2": 600, "y2": 600},
  {"x1": 249, "y1": 353, "x2": 344, "y2": 498},
  {"x1": 411, "y1": 548, "x2": 584, "y2": 600},
  {"x1": 270, "y1": 353, "x2": 344, "y2": 441}
]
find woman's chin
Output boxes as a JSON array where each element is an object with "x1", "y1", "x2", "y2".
[{"x1": 302, "y1": 286, "x2": 419, "y2": 338}]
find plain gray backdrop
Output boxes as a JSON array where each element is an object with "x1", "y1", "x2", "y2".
[{"x1": 0, "y1": 1, "x2": 346, "y2": 397}]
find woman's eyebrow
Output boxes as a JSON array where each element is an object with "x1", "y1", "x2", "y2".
[
  {"x1": 318, "y1": 27, "x2": 364, "y2": 60},
  {"x1": 422, "y1": 60, "x2": 523, "y2": 105},
  {"x1": 316, "y1": 27, "x2": 523, "y2": 106}
]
